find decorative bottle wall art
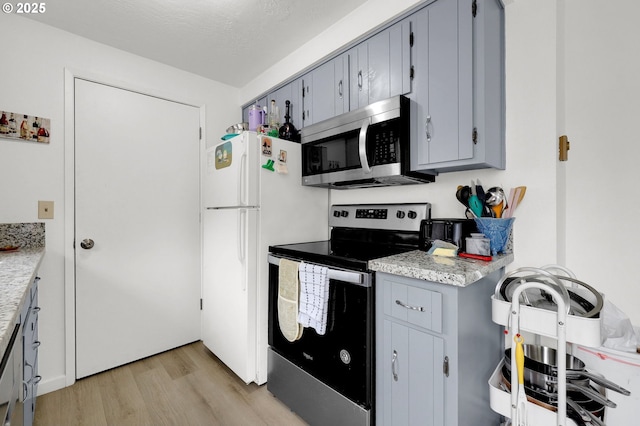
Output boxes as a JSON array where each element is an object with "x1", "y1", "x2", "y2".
[{"x1": 0, "y1": 110, "x2": 50, "y2": 144}]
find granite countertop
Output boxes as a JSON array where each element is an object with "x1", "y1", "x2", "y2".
[
  {"x1": 368, "y1": 249, "x2": 514, "y2": 287},
  {"x1": 0, "y1": 223, "x2": 45, "y2": 360}
]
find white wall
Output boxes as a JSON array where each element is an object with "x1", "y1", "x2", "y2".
[{"x1": 0, "y1": 13, "x2": 239, "y2": 394}]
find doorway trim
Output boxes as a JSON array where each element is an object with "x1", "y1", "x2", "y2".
[{"x1": 63, "y1": 67, "x2": 206, "y2": 388}]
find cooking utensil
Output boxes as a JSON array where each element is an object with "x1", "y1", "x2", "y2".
[
  {"x1": 504, "y1": 186, "x2": 527, "y2": 218},
  {"x1": 468, "y1": 180, "x2": 483, "y2": 218},
  {"x1": 456, "y1": 185, "x2": 477, "y2": 217},
  {"x1": 503, "y1": 355, "x2": 617, "y2": 408},
  {"x1": 504, "y1": 345, "x2": 630, "y2": 397},
  {"x1": 226, "y1": 122, "x2": 249, "y2": 134},
  {"x1": 499, "y1": 275, "x2": 604, "y2": 318},
  {"x1": 485, "y1": 186, "x2": 506, "y2": 218},
  {"x1": 501, "y1": 366, "x2": 606, "y2": 426},
  {"x1": 515, "y1": 334, "x2": 528, "y2": 425},
  {"x1": 475, "y1": 179, "x2": 490, "y2": 217}
]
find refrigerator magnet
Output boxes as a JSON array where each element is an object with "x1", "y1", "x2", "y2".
[
  {"x1": 275, "y1": 162, "x2": 289, "y2": 174},
  {"x1": 261, "y1": 137, "x2": 272, "y2": 156},
  {"x1": 278, "y1": 149, "x2": 287, "y2": 163},
  {"x1": 214, "y1": 141, "x2": 232, "y2": 170}
]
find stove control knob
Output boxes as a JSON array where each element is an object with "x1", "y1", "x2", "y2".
[
  {"x1": 339, "y1": 349, "x2": 351, "y2": 365},
  {"x1": 396, "y1": 210, "x2": 406, "y2": 219},
  {"x1": 408, "y1": 210, "x2": 417, "y2": 219},
  {"x1": 341, "y1": 210, "x2": 349, "y2": 217},
  {"x1": 333, "y1": 210, "x2": 341, "y2": 218}
]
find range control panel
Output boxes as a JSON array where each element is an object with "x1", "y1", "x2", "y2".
[{"x1": 329, "y1": 203, "x2": 431, "y2": 232}]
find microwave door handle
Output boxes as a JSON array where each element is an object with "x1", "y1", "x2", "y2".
[{"x1": 358, "y1": 118, "x2": 372, "y2": 174}]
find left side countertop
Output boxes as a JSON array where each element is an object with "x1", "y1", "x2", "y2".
[{"x1": 0, "y1": 223, "x2": 46, "y2": 360}]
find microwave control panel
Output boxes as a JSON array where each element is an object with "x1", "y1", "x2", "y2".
[{"x1": 372, "y1": 130, "x2": 398, "y2": 165}]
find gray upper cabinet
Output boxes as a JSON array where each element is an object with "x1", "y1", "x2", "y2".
[
  {"x1": 409, "y1": 0, "x2": 505, "y2": 173},
  {"x1": 241, "y1": 0, "x2": 504, "y2": 174},
  {"x1": 306, "y1": 56, "x2": 344, "y2": 125},
  {"x1": 350, "y1": 20, "x2": 411, "y2": 111},
  {"x1": 367, "y1": 19, "x2": 412, "y2": 105},
  {"x1": 301, "y1": 52, "x2": 349, "y2": 127},
  {"x1": 348, "y1": 43, "x2": 368, "y2": 111}
]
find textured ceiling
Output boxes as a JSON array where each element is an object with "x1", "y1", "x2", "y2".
[{"x1": 22, "y1": 0, "x2": 369, "y2": 88}]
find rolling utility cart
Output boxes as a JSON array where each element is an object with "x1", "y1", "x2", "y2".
[{"x1": 488, "y1": 266, "x2": 606, "y2": 426}]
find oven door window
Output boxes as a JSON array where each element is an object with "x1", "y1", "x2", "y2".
[
  {"x1": 268, "y1": 265, "x2": 372, "y2": 407},
  {"x1": 302, "y1": 128, "x2": 360, "y2": 176}
]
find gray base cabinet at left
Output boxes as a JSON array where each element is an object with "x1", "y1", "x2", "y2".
[
  {"x1": 375, "y1": 271, "x2": 503, "y2": 426},
  {"x1": 0, "y1": 275, "x2": 40, "y2": 426},
  {"x1": 22, "y1": 276, "x2": 41, "y2": 426}
]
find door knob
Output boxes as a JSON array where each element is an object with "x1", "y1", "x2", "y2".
[{"x1": 80, "y1": 239, "x2": 94, "y2": 249}]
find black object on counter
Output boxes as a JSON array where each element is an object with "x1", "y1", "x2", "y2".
[
  {"x1": 419, "y1": 218, "x2": 478, "y2": 252},
  {"x1": 279, "y1": 100, "x2": 300, "y2": 142}
]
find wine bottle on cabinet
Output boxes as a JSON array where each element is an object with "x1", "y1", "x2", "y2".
[{"x1": 278, "y1": 100, "x2": 299, "y2": 142}]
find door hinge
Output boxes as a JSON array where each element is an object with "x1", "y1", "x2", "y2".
[
  {"x1": 199, "y1": 127, "x2": 202, "y2": 140},
  {"x1": 472, "y1": 127, "x2": 478, "y2": 144},
  {"x1": 559, "y1": 135, "x2": 570, "y2": 161},
  {"x1": 410, "y1": 66, "x2": 415, "y2": 80},
  {"x1": 409, "y1": 31, "x2": 414, "y2": 47},
  {"x1": 200, "y1": 298, "x2": 203, "y2": 310},
  {"x1": 472, "y1": 0, "x2": 477, "y2": 17},
  {"x1": 443, "y1": 356, "x2": 450, "y2": 377}
]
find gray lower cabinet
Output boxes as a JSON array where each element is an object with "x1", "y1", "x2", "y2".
[
  {"x1": 375, "y1": 271, "x2": 502, "y2": 426},
  {"x1": 409, "y1": 0, "x2": 505, "y2": 173},
  {"x1": 22, "y1": 277, "x2": 40, "y2": 426}
]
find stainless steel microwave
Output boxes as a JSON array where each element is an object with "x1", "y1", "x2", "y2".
[{"x1": 301, "y1": 95, "x2": 435, "y2": 189}]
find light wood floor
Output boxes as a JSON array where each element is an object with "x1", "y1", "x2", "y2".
[{"x1": 34, "y1": 342, "x2": 308, "y2": 426}]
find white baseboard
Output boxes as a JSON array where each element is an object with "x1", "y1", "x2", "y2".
[{"x1": 37, "y1": 373, "x2": 72, "y2": 396}]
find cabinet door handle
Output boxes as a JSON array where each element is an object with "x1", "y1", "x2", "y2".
[
  {"x1": 358, "y1": 71, "x2": 363, "y2": 90},
  {"x1": 425, "y1": 115, "x2": 432, "y2": 142},
  {"x1": 392, "y1": 350, "x2": 399, "y2": 381},
  {"x1": 338, "y1": 80, "x2": 343, "y2": 98},
  {"x1": 395, "y1": 299, "x2": 425, "y2": 312}
]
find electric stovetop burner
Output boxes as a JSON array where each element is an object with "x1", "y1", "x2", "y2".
[{"x1": 269, "y1": 203, "x2": 431, "y2": 271}]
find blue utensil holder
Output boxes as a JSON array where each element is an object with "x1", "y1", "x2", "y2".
[{"x1": 473, "y1": 217, "x2": 515, "y2": 255}]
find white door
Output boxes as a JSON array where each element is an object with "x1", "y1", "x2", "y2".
[
  {"x1": 74, "y1": 79, "x2": 201, "y2": 378},
  {"x1": 562, "y1": 1, "x2": 640, "y2": 323},
  {"x1": 202, "y1": 207, "x2": 258, "y2": 383}
]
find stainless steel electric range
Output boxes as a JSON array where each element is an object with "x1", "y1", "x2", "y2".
[{"x1": 267, "y1": 203, "x2": 431, "y2": 426}]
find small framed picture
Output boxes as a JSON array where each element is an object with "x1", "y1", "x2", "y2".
[{"x1": 0, "y1": 111, "x2": 50, "y2": 144}]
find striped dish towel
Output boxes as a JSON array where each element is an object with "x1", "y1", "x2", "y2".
[{"x1": 297, "y1": 262, "x2": 330, "y2": 335}]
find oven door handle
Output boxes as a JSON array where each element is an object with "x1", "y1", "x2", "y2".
[
  {"x1": 358, "y1": 118, "x2": 372, "y2": 174},
  {"x1": 268, "y1": 254, "x2": 370, "y2": 287}
]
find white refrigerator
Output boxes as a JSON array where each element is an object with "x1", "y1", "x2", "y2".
[{"x1": 202, "y1": 132, "x2": 328, "y2": 384}]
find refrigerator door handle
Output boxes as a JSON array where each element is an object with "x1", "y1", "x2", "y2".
[
  {"x1": 239, "y1": 151, "x2": 247, "y2": 206},
  {"x1": 238, "y1": 209, "x2": 247, "y2": 291}
]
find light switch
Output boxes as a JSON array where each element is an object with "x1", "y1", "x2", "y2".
[{"x1": 38, "y1": 200, "x2": 54, "y2": 219}]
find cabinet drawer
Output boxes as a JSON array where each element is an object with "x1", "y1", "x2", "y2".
[{"x1": 385, "y1": 281, "x2": 442, "y2": 333}]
